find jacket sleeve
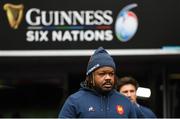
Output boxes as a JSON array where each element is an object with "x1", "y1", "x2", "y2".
[{"x1": 58, "y1": 96, "x2": 78, "y2": 118}]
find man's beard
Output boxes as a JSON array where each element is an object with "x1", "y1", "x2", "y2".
[{"x1": 93, "y1": 81, "x2": 114, "y2": 95}]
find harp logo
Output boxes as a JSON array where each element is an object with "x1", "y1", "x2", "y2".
[{"x1": 3, "y1": 3, "x2": 24, "y2": 29}]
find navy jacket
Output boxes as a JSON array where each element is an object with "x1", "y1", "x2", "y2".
[
  {"x1": 135, "y1": 103, "x2": 156, "y2": 118},
  {"x1": 59, "y1": 83, "x2": 137, "y2": 118}
]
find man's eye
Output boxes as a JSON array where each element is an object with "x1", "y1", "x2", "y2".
[
  {"x1": 109, "y1": 73, "x2": 114, "y2": 76},
  {"x1": 99, "y1": 73, "x2": 105, "y2": 76},
  {"x1": 130, "y1": 90, "x2": 135, "y2": 93},
  {"x1": 123, "y1": 91, "x2": 128, "y2": 93}
]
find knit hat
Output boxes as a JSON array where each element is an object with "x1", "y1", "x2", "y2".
[{"x1": 86, "y1": 47, "x2": 116, "y2": 75}]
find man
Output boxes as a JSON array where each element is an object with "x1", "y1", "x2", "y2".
[
  {"x1": 116, "y1": 76, "x2": 157, "y2": 118},
  {"x1": 59, "y1": 47, "x2": 137, "y2": 118}
]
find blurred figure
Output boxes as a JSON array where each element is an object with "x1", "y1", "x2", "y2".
[
  {"x1": 58, "y1": 47, "x2": 136, "y2": 118},
  {"x1": 116, "y1": 76, "x2": 156, "y2": 118}
]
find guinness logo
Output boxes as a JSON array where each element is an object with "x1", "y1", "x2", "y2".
[{"x1": 3, "y1": 3, "x2": 24, "y2": 29}]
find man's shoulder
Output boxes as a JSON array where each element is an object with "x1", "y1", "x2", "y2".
[
  {"x1": 113, "y1": 90, "x2": 131, "y2": 99},
  {"x1": 111, "y1": 90, "x2": 133, "y2": 104},
  {"x1": 69, "y1": 89, "x2": 86, "y2": 99},
  {"x1": 140, "y1": 105, "x2": 153, "y2": 112},
  {"x1": 139, "y1": 105, "x2": 156, "y2": 117}
]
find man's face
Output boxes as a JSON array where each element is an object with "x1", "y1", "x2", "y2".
[
  {"x1": 93, "y1": 66, "x2": 115, "y2": 93},
  {"x1": 119, "y1": 84, "x2": 137, "y2": 103}
]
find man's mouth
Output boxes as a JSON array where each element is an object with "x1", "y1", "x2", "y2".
[{"x1": 103, "y1": 83, "x2": 112, "y2": 88}]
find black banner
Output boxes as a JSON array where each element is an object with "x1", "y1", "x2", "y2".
[{"x1": 0, "y1": 0, "x2": 180, "y2": 51}]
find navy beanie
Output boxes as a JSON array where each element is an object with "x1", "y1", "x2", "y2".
[{"x1": 86, "y1": 47, "x2": 116, "y2": 75}]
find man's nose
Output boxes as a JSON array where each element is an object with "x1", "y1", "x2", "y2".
[
  {"x1": 104, "y1": 74, "x2": 111, "y2": 79},
  {"x1": 126, "y1": 92, "x2": 131, "y2": 97}
]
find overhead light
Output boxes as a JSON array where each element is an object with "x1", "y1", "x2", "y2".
[{"x1": 136, "y1": 87, "x2": 151, "y2": 98}]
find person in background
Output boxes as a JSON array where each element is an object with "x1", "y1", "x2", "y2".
[
  {"x1": 116, "y1": 76, "x2": 157, "y2": 118},
  {"x1": 58, "y1": 47, "x2": 137, "y2": 118}
]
